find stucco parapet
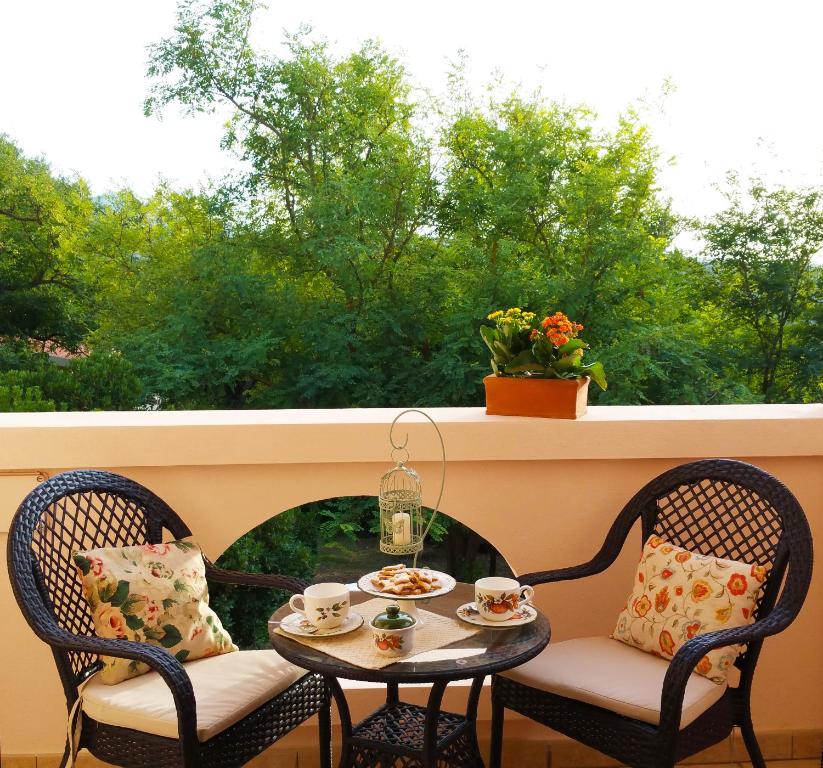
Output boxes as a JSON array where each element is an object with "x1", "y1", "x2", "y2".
[{"x1": 0, "y1": 404, "x2": 820, "y2": 468}]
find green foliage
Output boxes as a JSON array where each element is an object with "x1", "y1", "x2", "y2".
[
  {"x1": 699, "y1": 177, "x2": 823, "y2": 401},
  {"x1": 209, "y1": 510, "x2": 320, "y2": 648},
  {"x1": 0, "y1": 136, "x2": 94, "y2": 346},
  {"x1": 0, "y1": 344, "x2": 142, "y2": 411}
]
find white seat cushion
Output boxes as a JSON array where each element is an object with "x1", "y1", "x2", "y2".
[
  {"x1": 82, "y1": 650, "x2": 308, "y2": 741},
  {"x1": 500, "y1": 636, "x2": 727, "y2": 728}
]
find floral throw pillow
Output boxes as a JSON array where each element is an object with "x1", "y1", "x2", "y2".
[
  {"x1": 611, "y1": 535, "x2": 769, "y2": 684},
  {"x1": 73, "y1": 539, "x2": 237, "y2": 684}
]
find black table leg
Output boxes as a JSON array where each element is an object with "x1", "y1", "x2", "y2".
[
  {"x1": 423, "y1": 681, "x2": 448, "y2": 767},
  {"x1": 326, "y1": 675, "x2": 352, "y2": 768},
  {"x1": 386, "y1": 681, "x2": 399, "y2": 705}
]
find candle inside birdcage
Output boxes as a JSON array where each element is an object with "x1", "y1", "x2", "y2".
[{"x1": 379, "y1": 453, "x2": 424, "y2": 556}]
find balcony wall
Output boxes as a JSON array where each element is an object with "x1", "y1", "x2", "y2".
[{"x1": 1, "y1": 404, "x2": 821, "y2": 759}]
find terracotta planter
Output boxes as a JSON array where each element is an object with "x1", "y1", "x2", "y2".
[{"x1": 483, "y1": 375, "x2": 590, "y2": 419}]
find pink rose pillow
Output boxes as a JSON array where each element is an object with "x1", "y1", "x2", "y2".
[
  {"x1": 73, "y1": 539, "x2": 236, "y2": 684},
  {"x1": 611, "y1": 535, "x2": 769, "y2": 683}
]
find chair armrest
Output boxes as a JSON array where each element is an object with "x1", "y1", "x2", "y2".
[
  {"x1": 43, "y1": 625, "x2": 199, "y2": 762},
  {"x1": 519, "y1": 503, "x2": 641, "y2": 587},
  {"x1": 657, "y1": 609, "x2": 787, "y2": 735},
  {"x1": 204, "y1": 560, "x2": 309, "y2": 594},
  {"x1": 518, "y1": 559, "x2": 612, "y2": 587}
]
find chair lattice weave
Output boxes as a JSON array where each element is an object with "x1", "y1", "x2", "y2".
[{"x1": 7, "y1": 470, "x2": 330, "y2": 768}]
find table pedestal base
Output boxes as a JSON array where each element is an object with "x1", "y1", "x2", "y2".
[{"x1": 328, "y1": 676, "x2": 486, "y2": 768}]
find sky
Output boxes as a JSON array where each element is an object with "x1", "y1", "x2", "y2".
[{"x1": 2, "y1": 0, "x2": 822, "y2": 235}]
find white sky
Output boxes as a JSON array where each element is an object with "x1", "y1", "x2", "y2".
[{"x1": 2, "y1": 0, "x2": 822, "y2": 239}]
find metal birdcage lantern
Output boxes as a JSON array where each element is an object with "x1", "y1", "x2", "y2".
[{"x1": 379, "y1": 410, "x2": 446, "y2": 566}]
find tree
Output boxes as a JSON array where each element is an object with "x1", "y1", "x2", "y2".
[
  {"x1": 0, "y1": 136, "x2": 94, "y2": 347},
  {"x1": 700, "y1": 178, "x2": 823, "y2": 401}
]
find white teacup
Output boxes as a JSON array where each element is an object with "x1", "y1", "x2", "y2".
[
  {"x1": 475, "y1": 577, "x2": 534, "y2": 622},
  {"x1": 289, "y1": 583, "x2": 350, "y2": 629}
]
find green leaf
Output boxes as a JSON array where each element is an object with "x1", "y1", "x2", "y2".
[
  {"x1": 504, "y1": 350, "x2": 544, "y2": 374},
  {"x1": 553, "y1": 354, "x2": 582, "y2": 373},
  {"x1": 492, "y1": 340, "x2": 512, "y2": 362},
  {"x1": 73, "y1": 555, "x2": 91, "y2": 575},
  {"x1": 175, "y1": 649, "x2": 190, "y2": 663},
  {"x1": 582, "y1": 361, "x2": 608, "y2": 390},
  {"x1": 162, "y1": 598, "x2": 177, "y2": 610},
  {"x1": 108, "y1": 580, "x2": 130, "y2": 607},
  {"x1": 557, "y1": 339, "x2": 587, "y2": 355},
  {"x1": 125, "y1": 614, "x2": 145, "y2": 631},
  {"x1": 121, "y1": 594, "x2": 143, "y2": 616},
  {"x1": 172, "y1": 540, "x2": 196, "y2": 551},
  {"x1": 159, "y1": 624, "x2": 183, "y2": 648},
  {"x1": 479, "y1": 325, "x2": 497, "y2": 355}
]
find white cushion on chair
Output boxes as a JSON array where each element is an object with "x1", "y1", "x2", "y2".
[
  {"x1": 82, "y1": 650, "x2": 308, "y2": 741},
  {"x1": 500, "y1": 637, "x2": 727, "y2": 728}
]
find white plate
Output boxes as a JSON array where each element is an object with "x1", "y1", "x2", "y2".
[
  {"x1": 455, "y1": 602, "x2": 538, "y2": 627},
  {"x1": 357, "y1": 569, "x2": 456, "y2": 600},
  {"x1": 276, "y1": 611, "x2": 364, "y2": 638}
]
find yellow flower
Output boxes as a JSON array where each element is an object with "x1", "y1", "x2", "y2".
[{"x1": 487, "y1": 310, "x2": 503, "y2": 320}]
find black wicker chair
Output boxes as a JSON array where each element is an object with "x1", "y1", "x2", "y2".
[
  {"x1": 6, "y1": 469, "x2": 331, "y2": 768},
  {"x1": 490, "y1": 459, "x2": 813, "y2": 768}
]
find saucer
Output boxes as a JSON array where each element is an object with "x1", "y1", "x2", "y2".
[
  {"x1": 276, "y1": 611, "x2": 364, "y2": 638},
  {"x1": 455, "y1": 602, "x2": 538, "y2": 628}
]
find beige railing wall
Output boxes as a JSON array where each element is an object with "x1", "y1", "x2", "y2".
[{"x1": 1, "y1": 404, "x2": 821, "y2": 755}]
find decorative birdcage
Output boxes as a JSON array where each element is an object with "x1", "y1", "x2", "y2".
[
  {"x1": 378, "y1": 410, "x2": 445, "y2": 565},
  {"x1": 379, "y1": 454, "x2": 423, "y2": 556}
]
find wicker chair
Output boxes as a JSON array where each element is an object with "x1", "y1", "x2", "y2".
[
  {"x1": 6, "y1": 470, "x2": 331, "y2": 768},
  {"x1": 490, "y1": 459, "x2": 813, "y2": 768}
]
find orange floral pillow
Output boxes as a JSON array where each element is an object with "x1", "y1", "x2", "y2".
[{"x1": 611, "y1": 535, "x2": 769, "y2": 683}]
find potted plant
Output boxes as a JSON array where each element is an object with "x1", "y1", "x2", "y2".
[{"x1": 480, "y1": 308, "x2": 607, "y2": 418}]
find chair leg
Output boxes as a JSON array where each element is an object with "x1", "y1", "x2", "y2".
[
  {"x1": 318, "y1": 697, "x2": 332, "y2": 768},
  {"x1": 740, "y1": 719, "x2": 766, "y2": 768},
  {"x1": 58, "y1": 740, "x2": 71, "y2": 768},
  {"x1": 490, "y1": 695, "x2": 505, "y2": 768}
]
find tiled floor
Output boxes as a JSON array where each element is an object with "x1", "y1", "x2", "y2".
[{"x1": 2, "y1": 754, "x2": 820, "y2": 767}]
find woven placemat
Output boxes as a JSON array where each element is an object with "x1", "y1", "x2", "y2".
[{"x1": 275, "y1": 597, "x2": 481, "y2": 669}]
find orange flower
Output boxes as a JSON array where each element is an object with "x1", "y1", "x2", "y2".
[
  {"x1": 660, "y1": 545, "x2": 673, "y2": 554},
  {"x1": 727, "y1": 573, "x2": 748, "y2": 596},
  {"x1": 633, "y1": 595, "x2": 652, "y2": 617},
  {"x1": 674, "y1": 551, "x2": 692, "y2": 563},
  {"x1": 530, "y1": 329, "x2": 539, "y2": 341},
  {"x1": 696, "y1": 656, "x2": 712, "y2": 676},
  {"x1": 675, "y1": 586, "x2": 683, "y2": 596},
  {"x1": 659, "y1": 630, "x2": 675, "y2": 656},
  {"x1": 750, "y1": 565, "x2": 768, "y2": 583},
  {"x1": 691, "y1": 580, "x2": 712, "y2": 601},
  {"x1": 655, "y1": 586, "x2": 671, "y2": 613},
  {"x1": 685, "y1": 621, "x2": 701, "y2": 639},
  {"x1": 742, "y1": 607, "x2": 750, "y2": 619},
  {"x1": 648, "y1": 536, "x2": 665, "y2": 549},
  {"x1": 638, "y1": 572, "x2": 645, "y2": 583},
  {"x1": 660, "y1": 568, "x2": 673, "y2": 579}
]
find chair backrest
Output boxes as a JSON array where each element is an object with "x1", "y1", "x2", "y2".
[
  {"x1": 6, "y1": 470, "x2": 191, "y2": 702},
  {"x1": 620, "y1": 459, "x2": 813, "y2": 680}
]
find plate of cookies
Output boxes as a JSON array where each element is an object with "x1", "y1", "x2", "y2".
[{"x1": 358, "y1": 563, "x2": 456, "y2": 600}]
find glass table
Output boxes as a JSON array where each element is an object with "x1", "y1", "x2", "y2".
[{"x1": 269, "y1": 582, "x2": 551, "y2": 767}]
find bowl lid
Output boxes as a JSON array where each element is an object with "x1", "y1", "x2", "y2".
[{"x1": 372, "y1": 604, "x2": 416, "y2": 629}]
